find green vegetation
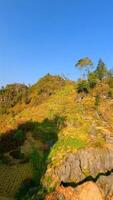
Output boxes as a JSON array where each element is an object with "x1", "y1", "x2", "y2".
[
  {"x1": 95, "y1": 59, "x2": 107, "y2": 80},
  {"x1": 48, "y1": 137, "x2": 87, "y2": 164},
  {"x1": 77, "y1": 80, "x2": 89, "y2": 93},
  {"x1": 88, "y1": 72, "x2": 98, "y2": 88},
  {"x1": 29, "y1": 74, "x2": 65, "y2": 105},
  {"x1": 0, "y1": 84, "x2": 29, "y2": 114},
  {"x1": 29, "y1": 148, "x2": 46, "y2": 185},
  {"x1": 15, "y1": 178, "x2": 37, "y2": 200},
  {"x1": 75, "y1": 57, "x2": 93, "y2": 78},
  {"x1": 14, "y1": 129, "x2": 25, "y2": 142}
]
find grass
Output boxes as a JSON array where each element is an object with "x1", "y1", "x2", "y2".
[
  {"x1": 51, "y1": 137, "x2": 87, "y2": 152},
  {"x1": 48, "y1": 137, "x2": 87, "y2": 167}
]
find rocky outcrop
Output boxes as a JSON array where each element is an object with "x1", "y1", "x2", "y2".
[
  {"x1": 56, "y1": 147, "x2": 113, "y2": 183},
  {"x1": 45, "y1": 182, "x2": 103, "y2": 200},
  {"x1": 43, "y1": 147, "x2": 113, "y2": 190}
]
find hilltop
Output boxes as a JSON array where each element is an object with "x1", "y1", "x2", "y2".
[{"x1": 0, "y1": 61, "x2": 113, "y2": 200}]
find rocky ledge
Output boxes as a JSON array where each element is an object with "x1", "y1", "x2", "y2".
[
  {"x1": 43, "y1": 146, "x2": 113, "y2": 199},
  {"x1": 45, "y1": 174, "x2": 113, "y2": 200},
  {"x1": 56, "y1": 147, "x2": 113, "y2": 183}
]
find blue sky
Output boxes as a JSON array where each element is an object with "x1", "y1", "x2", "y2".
[{"x1": 0, "y1": 0, "x2": 113, "y2": 87}]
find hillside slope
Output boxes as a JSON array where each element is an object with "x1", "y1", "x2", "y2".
[{"x1": 0, "y1": 73, "x2": 113, "y2": 199}]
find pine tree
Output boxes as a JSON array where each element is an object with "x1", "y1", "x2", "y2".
[{"x1": 96, "y1": 59, "x2": 107, "y2": 80}]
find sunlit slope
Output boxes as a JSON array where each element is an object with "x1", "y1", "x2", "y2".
[{"x1": 0, "y1": 74, "x2": 113, "y2": 196}]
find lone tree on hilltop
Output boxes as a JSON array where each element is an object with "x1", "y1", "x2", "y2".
[{"x1": 75, "y1": 57, "x2": 93, "y2": 79}]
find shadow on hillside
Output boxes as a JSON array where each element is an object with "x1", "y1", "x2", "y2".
[
  {"x1": 0, "y1": 116, "x2": 62, "y2": 153},
  {"x1": 0, "y1": 116, "x2": 65, "y2": 199}
]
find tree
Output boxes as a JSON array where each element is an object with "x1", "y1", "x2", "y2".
[
  {"x1": 95, "y1": 59, "x2": 107, "y2": 80},
  {"x1": 75, "y1": 57, "x2": 93, "y2": 79}
]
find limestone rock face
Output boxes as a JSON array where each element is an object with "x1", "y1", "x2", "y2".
[
  {"x1": 45, "y1": 182, "x2": 103, "y2": 200},
  {"x1": 56, "y1": 147, "x2": 113, "y2": 183},
  {"x1": 43, "y1": 147, "x2": 113, "y2": 190}
]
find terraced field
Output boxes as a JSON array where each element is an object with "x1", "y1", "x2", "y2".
[
  {"x1": 0, "y1": 197, "x2": 14, "y2": 200},
  {"x1": 0, "y1": 163, "x2": 32, "y2": 199}
]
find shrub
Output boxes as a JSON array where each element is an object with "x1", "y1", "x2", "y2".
[
  {"x1": 88, "y1": 72, "x2": 98, "y2": 88},
  {"x1": 77, "y1": 80, "x2": 89, "y2": 93}
]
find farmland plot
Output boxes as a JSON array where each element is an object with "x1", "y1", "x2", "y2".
[{"x1": 0, "y1": 163, "x2": 32, "y2": 198}]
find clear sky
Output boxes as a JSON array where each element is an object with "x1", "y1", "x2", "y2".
[{"x1": 0, "y1": 0, "x2": 113, "y2": 87}]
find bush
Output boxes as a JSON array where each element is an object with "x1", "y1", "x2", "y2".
[
  {"x1": 77, "y1": 80, "x2": 89, "y2": 93},
  {"x1": 88, "y1": 72, "x2": 97, "y2": 88}
]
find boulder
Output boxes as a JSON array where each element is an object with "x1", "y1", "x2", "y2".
[
  {"x1": 76, "y1": 182, "x2": 103, "y2": 200},
  {"x1": 45, "y1": 182, "x2": 103, "y2": 200}
]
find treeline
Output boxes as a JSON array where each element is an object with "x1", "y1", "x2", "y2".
[{"x1": 75, "y1": 57, "x2": 113, "y2": 94}]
